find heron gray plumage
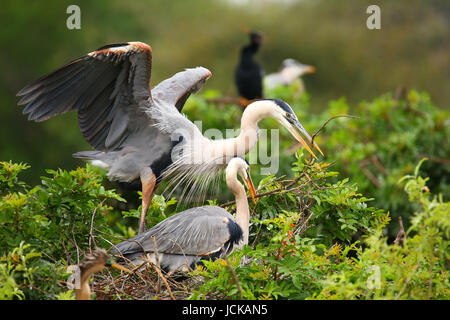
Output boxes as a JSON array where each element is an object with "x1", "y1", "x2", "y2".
[
  {"x1": 110, "y1": 157, "x2": 257, "y2": 273},
  {"x1": 264, "y1": 58, "x2": 315, "y2": 90},
  {"x1": 16, "y1": 41, "x2": 322, "y2": 235}
]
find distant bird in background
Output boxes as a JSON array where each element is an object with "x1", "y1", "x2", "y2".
[
  {"x1": 75, "y1": 249, "x2": 131, "y2": 300},
  {"x1": 111, "y1": 157, "x2": 257, "y2": 274},
  {"x1": 234, "y1": 28, "x2": 264, "y2": 108},
  {"x1": 264, "y1": 59, "x2": 315, "y2": 92}
]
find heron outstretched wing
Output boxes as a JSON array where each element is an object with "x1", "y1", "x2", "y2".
[
  {"x1": 151, "y1": 67, "x2": 212, "y2": 111},
  {"x1": 111, "y1": 206, "x2": 241, "y2": 258},
  {"x1": 17, "y1": 42, "x2": 154, "y2": 151}
]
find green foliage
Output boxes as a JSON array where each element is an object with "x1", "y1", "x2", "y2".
[
  {"x1": 0, "y1": 242, "x2": 69, "y2": 300},
  {"x1": 189, "y1": 160, "x2": 449, "y2": 300},
  {"x1": 0, "y1": 162, "x2": 125, "y2": 260},
  {"x1": 122, "y1": 194, "x2": 178, "y2": 231},
  {"x1": 312, "y1": 160, "x2": 449, "y2": 299},
  {"x1": 310, "y1": 90, "x2": 449, "y2": 237},
  {"x1": 0, "y1": 162, "x2": 127, "y2": 299},
  {"x1": 248, "y1": 152, "x2": 385, "y2": 249},
  {"x1": 0, "y1": 161, "x2": 30, "y2": 194}
]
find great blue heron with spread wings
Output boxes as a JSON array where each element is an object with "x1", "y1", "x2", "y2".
[
  {"x1": 16, "y1": 41, "x2": 322, "y2": 235},
  {"x1": 110, "y1": 157, "x2": 257, "y2": 273}
]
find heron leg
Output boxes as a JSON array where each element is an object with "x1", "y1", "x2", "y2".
[{"x1": 139, "y1": 167, "x2": 156, "y2": 235}]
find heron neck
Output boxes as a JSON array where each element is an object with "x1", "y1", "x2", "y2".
[
  {"x1": 211, "y1": 103, "x2": 265, "y2": 158},
  {"x1": 76, "y1": 272, "x2": 93, "y2": 300},
  {"x1": 225, "y1": 172, "x2": 250, "y2": 248},
  {"x1": 234, "y1": 185, "x2": 250, "y2": 247},
  {"x1": 76, "y1": 283, "x2": 91, "y2": 300},
  {"x1": 281, "y1": 68, "x2": 302, "y2": 82},
  {"x1": 75, "y1": 265, "x2": 104, "y2": 300}
]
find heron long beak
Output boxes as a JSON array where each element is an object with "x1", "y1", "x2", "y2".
[
  {"x1": 244, "y1": 173, "x2": 257, "y2": 205},
  {"x1": 241, "y1": 25, "x2": 250, "y2": 34},
  {"x1": 304, "y1": 65, "x2": 316, "y2": 74},
  {"x1": 285, "y1": 119, "x2": 323, "y2": 159},
  {"x1": 110, "y1": 262, "x2": 133, "y2": 274},
  {"x1": 293, "y1": 120, "x2": 324, "y2": 157}
]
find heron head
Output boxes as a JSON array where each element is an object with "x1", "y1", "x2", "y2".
[
  {"x1": 105, "y1": 259, "x2": 133, "y2": 274},
  {"x1": 227, "y1": 157, "x2": 257, "y2": 204},
  {"x1": 79, "y1": 249, "x2": 132, "y2": 275},
  {"x1": 255, "y1": 99, "x2": 323, "y2": 159},
  {"x1": 76, "y1": 249, "x2": 132, "y2": 300},
  {"x1": 281, "y1": 59, "x2": 315, "y2": 75}
]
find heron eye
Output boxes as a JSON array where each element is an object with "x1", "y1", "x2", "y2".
[{"x1": 286, "y1": 113, "x2": 291, "y2": 118}]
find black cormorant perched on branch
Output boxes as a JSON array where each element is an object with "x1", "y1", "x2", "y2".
[{"x1": 235, "y1": 28, "x2": 264, "y2": 108}]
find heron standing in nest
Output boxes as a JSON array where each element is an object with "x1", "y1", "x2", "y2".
[{"x1": 110, "y1": 157, "x2": 257, "y2": 273}]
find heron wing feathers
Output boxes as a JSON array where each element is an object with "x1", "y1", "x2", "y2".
[
  {"x1": 151, "y1": 67, "x2": 212, "y2": 111},
  {"x1": 111, "y1": 206, "x2": 238, "y2": 258},
  {"x1": 17, "y1": 42, "x2": 153, "y2": 151}
]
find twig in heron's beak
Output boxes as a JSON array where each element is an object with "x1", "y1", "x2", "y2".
[{"x1": 289, "y1": 124, "x2": 318, "y2": 160}]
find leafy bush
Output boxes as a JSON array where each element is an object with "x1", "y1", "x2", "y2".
[
  {"x1": 0, "y1": 242, "x2": 70, "y2": 300},
  {"x1": 0, "y1": 161, "x2": 126, "y2": 299},
  {"x1": 189, "y1": 160, "x2": 449, "y2": 300},
  {"x1": 312, "y1": 159, "x2": 449, "y2": 299},
  {"x1": 303, "y1": 90, "x2": 449, "y2": 237},
  {"x1": 0, "y1": 161, "x2": 125, "y2": 259}
]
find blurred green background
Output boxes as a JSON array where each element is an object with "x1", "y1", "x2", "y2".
[{"x1": 1, "y1": 0, "x2": 449, "y2": 184}]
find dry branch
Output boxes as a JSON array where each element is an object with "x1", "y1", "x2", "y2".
[{"x1": 393, "y1": 216, "x2": 406, "y2": 247}]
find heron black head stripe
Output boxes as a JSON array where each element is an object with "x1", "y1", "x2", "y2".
[
  {"x1": 272, "y1": 99, "x2": 295, "y2": 115},
  {"x1": 233, "y1": 156, "x2": 249, "y2": 166}
]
